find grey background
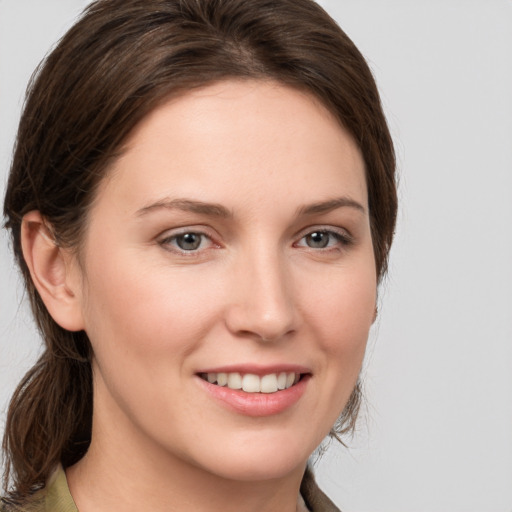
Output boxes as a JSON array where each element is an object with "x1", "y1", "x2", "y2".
[{"x1": 1, "y1": 1, "x2": 512, "y2": 511}]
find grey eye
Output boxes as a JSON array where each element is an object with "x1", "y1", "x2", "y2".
[
  {"x1": 305, "y1": 231, "x2": 331, "y2": 248},
  {"x1": 176, "y1": 233, "x2": 203, "y2": 251}
]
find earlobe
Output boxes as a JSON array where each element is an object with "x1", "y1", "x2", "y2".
[{"x1": 21, "y1": 211, "x2": 85, "y2": 332}]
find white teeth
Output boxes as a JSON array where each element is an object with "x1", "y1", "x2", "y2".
[
  {"x1": 242, "y1": 374, "x2": 261, "y2": 392},
  {"x1": 202, "y1": 371, "x2": 300, "y2": 393},
  {"x1": 260, "y1": 374, "x2": 278, "y2": 393},
  {"x1": 227, "y1": 372, "x2": 242, "y2": 389},
  {"x1": 217, "y1": 372, "x2": 228, "y2": 386}
]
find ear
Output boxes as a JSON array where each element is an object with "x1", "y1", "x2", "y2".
[{"x1": 21, "y1": 211, "x2": 85, "y2": 332}]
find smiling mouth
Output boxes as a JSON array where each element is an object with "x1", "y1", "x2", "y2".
[{"x1": 198, "y1": 372, "x2": 303, "y2": 394}]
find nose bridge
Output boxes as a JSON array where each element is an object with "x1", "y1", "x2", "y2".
[{"x1": 226, "y1": 241, "x2": 296, "y2": 341}]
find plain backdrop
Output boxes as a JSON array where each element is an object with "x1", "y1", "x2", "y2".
[{"x1": 1, "y1": 1, "x2": 511, "y2": 511}]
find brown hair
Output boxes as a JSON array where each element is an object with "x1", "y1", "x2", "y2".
[{"x1": 2, "y1": 0, "x2": 397, "y2": 502}]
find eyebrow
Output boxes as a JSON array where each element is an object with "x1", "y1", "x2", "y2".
[
  {"x1": 297, "y1": 197, "x2": 366, "y2": 216},
  {"x1": 136, "y1": 198, "x2": 232, "y2": 218},
  {"x1": 136, "y1": 196, "x2": 366, "y2": 219}
]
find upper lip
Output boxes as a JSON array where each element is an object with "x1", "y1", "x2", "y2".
[{"x1": 196, "y1": 364, "x2": 311, "y2": 376}]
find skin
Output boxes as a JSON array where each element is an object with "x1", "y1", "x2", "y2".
[{"x1": 23, "y1": 80, "x2": 376, "y2": 512}]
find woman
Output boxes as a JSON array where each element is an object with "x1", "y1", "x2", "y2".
[{"x1": 1, "y1": 0, "x2": 397, "y2": 510}]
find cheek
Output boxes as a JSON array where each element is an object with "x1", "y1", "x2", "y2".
[
  {"x1": 289, "y1": 263, "x2": 376, "y2": 444},
  {"x1": 306, "y1": 265, "x2": 376, "y2": 351},
  {"x1": 80, "y1": 253, "x2": 222, "y2": 367},
  {"x1": 303, "y1": 261, "x2": 376, "y2": 397},
  {"x1": 79, "y1": 259, "x2": 224, "y2": 433}
]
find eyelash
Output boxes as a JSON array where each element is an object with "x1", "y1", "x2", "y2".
[{"x1": 158, "y1": 227, "x2": 353, "y2": 255}]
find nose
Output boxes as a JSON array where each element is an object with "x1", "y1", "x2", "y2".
[{"x1": 224, "y1": 248, "x2": 297, "y2": 343}]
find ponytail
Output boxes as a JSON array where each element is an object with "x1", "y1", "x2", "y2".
[{"x1": 2, "y1": 334, "x2": 92, "y2": 502}]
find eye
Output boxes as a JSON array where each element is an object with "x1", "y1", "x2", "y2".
[
  {"x1": 160, "y1": 231, "x2": 213, "y2": 253},
  {"x1": 296, "y1": 229, "x2": 352, "y2": 250},
  {"x1": 175, "y1": 232, "x2": 203, "y2": 251}
]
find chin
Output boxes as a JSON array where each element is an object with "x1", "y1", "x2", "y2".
[
  {"x1": 202, "y1": 451, "x2": 309, "y2": 483},
  {"x1": 180, "y1": 428, "x2": 317, "y2": 483}
]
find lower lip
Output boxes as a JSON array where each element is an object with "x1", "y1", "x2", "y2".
[{"x1": 196, "y1": 375, "x2": 310, "y2": 417}]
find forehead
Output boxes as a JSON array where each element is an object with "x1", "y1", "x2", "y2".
[{"x1": 98, "y1": 79, "x2": 367, "y2": 215}]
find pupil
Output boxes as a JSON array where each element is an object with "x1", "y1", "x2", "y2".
[
  {"x1": 177, "y1": 233, "x2": 201, "y2": 250},
  {"x1": 308, "y1": 232, "x2": 328, "y2": 248}
]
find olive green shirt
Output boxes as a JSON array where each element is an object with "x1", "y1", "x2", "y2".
[
  {"x1": 1, "y1": 466, "x2": 76, "y2": 512},
  {"x1": 1, "y1": 465, "x2": 339, "y2": 512}
]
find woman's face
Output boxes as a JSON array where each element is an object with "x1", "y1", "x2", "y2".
[{"x1": 74, "y1": 80, "x2": 376, "y2": 481}]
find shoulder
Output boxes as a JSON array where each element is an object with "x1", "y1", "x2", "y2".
[
  {"x1": 301, "y1": 465, "x2": 341, "y2": 512},
  {"x1": 0, "y1": 466, "x2": 77, "y2": 512}
]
